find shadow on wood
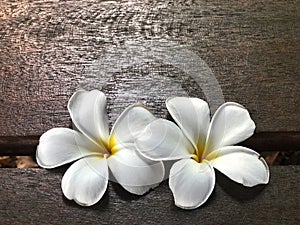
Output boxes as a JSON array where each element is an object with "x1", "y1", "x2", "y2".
[{"x1": 216, "y1": 170, "x2": 267, "y2": 201}]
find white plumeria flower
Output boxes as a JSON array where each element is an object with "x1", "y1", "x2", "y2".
[
  {"x1": 136, "y1": 97, "x2": 269, "y2": 209},
  {"x1": 36, "y1": 90, "x2": 164, "y2": 206}
]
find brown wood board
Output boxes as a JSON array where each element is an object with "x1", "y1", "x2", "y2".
[
  {"x1": 0, "y1": 0, "x2": 299, "y2": 141},
  {"x1": 0, "y1": 166, "x2": 299, "y2": 224}
]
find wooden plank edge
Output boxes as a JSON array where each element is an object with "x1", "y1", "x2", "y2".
[{"x1": 0, "y1": 132, "x2": 299, "y2": 155}]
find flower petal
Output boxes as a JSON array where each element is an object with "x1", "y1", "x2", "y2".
[
  {"x1": 110, "y1": 104, "x2": 155, "y2": 146},
  {"x1": 203, "y1": 102, "x2": 255, "y2": 158},
  {"x1": 108, "y1": 147, "x2": 165, "y2": 195},
  {"x1": 68, "y1": 90, "x2": 109, "y2": 147},
  {"x1": 36, "y1": 128, "x2": 103, "y2": 169},
  {"x1": 169, "y1": 158, "x2": 215, "y2": 209},
  {"x1": 208, "y1": 146, "x2": 269, "y2": 187},
  {"x1": 166, "y1": 97, "x2": 210, "y2": 151},
  {"x1": 135, "y1": 119, "x2": 194, "y2": 161},
  {"x1": 61, "y1": 156, "x2": 108, "y2": 206}
]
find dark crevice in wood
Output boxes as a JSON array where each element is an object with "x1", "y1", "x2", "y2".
[
  {"x1": 0, "y1": 132, "x2": 299, "y2": 156},
  {"x1": 0, "y1": 136, "x2": 39, "y2": 156},
  {"x1": 241, "y1": 132, "x2": 300, "y2": 152}
]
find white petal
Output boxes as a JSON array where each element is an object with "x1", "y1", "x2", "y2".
[
  {"x1": 169, "y1": 158, "x2": 215, "y2": 209},
  {"x1": 135, "y1": 119, "x2": 194, "y2": 161},
  {"x1": 110, "y1": 104, "x2": 155, "y2": 146},
  {"x1": 61, "y1": 156, "x2": 108, "y2": 206},
  {"x1": 208, "y1": 146, "x2": 269, "y2": 187},
  {"x1": 166, "y1": 97, "x2": 210, "y2": 151},
  {"x1": 36, "y1": 128, "x2": 103, "y2": 169},
  {"x1": 108, "y1": 147, "x2": 165, "y2": 195},
  {"x1": 68, "y1": 90, "x2": 109, "y2": 147},
  {"x1": 203, "y1": 102, "x2": 255, "y2": 158}
]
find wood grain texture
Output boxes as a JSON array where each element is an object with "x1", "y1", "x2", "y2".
[
  {"x1": 0, "y1": 166, "x2": 299, "y2": 225},
  {"x1": 0, "y1": 0, "x2": 299, "y2": 140}
]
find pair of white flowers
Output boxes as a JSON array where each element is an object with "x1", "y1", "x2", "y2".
[{"x1": 36, "y1": 90, "x2": 269, "y2": 209}]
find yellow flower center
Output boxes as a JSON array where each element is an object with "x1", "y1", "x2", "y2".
[
  {"x1": 191, "y1": 154, "x2": 200, "y2": 162},
  {"x1": 191, "y1": 140, "x2": 208, "y2": 163},
  {"x1": 102, "y1": 135, "x2": 118, "y2": 157},
  {"x1": 191, "y1": 141, "x2": 218, "y2": 163}
]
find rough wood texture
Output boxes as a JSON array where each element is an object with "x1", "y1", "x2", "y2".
[
  {"x1": 0, "y1": 0, "x2": 299, "y2": 141},
  {"x1": 0, "y1": 166, "x2": 299, "y2": 224}
]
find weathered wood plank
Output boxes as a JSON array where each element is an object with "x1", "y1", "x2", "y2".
[
  {"x1": 0, "y1": 0, "x2": 299, "y2": 139},
  {"x1": 0, "y1": 166, "x2": 299, "y2": 224},
  {"x1": 0, "y1": 132, "x2": 299, "y2": 156}
]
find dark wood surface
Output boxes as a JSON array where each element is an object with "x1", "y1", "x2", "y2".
[
  {"x1": 0, "y1": 166, "x2": 299, "y2": 225},
  {"x1": 0, "y1": 2, "x2": 299, "y2": 224},
  {"x1": 0, "y1": 0, "x2": 299, "y2": 143}
]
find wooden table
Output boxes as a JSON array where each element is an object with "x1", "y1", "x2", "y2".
[{"x1": 0, "y1": 0, "x2": 299, "y2": 224}]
